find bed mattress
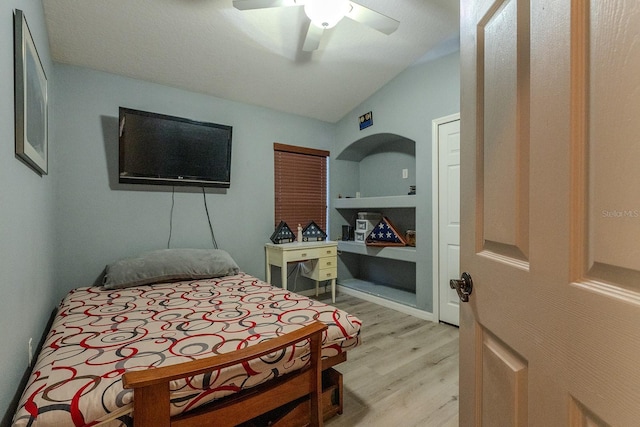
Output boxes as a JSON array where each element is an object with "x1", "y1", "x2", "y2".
[{"x1": 12, "y1": 273, "x2": 361, "y2": 426}]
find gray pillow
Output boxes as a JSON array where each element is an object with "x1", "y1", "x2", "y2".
[{"x1": 102, "y1": 248, "x2": 240, "y2": 290}]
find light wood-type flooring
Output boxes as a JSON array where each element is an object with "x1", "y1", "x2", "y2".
[{"x1": 318, "y1": 292, "x2": 459, "y2": 427}]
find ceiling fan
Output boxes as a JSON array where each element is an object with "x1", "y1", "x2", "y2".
[{"x1": 232, "y1": 0, "x2": 400, "y2": 51}]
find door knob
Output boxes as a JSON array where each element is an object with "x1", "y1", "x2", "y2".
[{"x1": 450, "y1": 272, "x2": 473, "y2": 303}]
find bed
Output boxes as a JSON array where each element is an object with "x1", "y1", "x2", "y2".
[{"x1": 12, "y1": 249, "x2": 362, "y2": 427}]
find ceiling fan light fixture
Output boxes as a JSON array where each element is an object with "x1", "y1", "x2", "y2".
[{"x1": 304, "y1": 0, "x2": 351, "y2": 29}]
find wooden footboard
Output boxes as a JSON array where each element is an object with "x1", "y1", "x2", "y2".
[{"x1": 123, "y1": 322, "x2": 328, "y2": 427}]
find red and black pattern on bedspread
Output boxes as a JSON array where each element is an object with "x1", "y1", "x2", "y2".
[{"x1": 12, "y1": 273, "x2": 362, "y2": 427}]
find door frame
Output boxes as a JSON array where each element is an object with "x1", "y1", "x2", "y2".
[{"x1": 431, "y1": 112, "x2": 460, "y2": 323}]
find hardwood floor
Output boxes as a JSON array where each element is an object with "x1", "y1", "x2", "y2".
[{"x1": 318, "y1": 293, "x2": 459, "y2": 427}]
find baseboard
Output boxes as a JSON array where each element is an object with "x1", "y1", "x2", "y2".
[
  {"x1": 337, "y1": 285, "x2": 434, "y2": 321},
  {"x1": 294, "y1": 285, "x2": 434, "y2": 322},
  {"x1": 1, "y1": 308, "x2": 57, "y2": 427},
  {"x1": 1, "y1": 365, "x2": 32, "y2": 427}
]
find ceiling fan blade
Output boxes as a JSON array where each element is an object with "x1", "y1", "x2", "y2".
[
  {"x1": 302, "y1": 24, "x2": 324, "y2": 51},
  {"x1": 232, "y1": 0, "x2": 297, "y2": 11},
  {"x1": 346, "y1": 1, "x2": 400, "y2": 35}
]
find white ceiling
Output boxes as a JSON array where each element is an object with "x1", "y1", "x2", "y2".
[{"x1": 42, "y1": 0, "x2": 459, "y2": 123}]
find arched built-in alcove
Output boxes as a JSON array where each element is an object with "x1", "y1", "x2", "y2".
[{"x1": 335, "y1": 132, "x2": 416, "y2": 198}]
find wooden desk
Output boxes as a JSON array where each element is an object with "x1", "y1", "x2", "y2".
[{"x1": 265, "y1": 241, "x2": 338, "y2": 303}]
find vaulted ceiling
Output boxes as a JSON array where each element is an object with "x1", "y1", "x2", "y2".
[{"x1": 42, "y1": 0, "x2": 459, "y2": 123}]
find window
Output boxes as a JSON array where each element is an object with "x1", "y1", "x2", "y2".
[{"x1": 274, "y1": 143, "x2": 329, "y2": 234}]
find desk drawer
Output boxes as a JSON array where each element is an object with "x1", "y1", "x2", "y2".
[
  {"x1": 318, "y1": 246, "x2": 337, "y2": 257},
  {"x1": 303, "y1": 265, "x2": 337, "y2": 281},
  {"x1": 316, "y1": 267, "x2": 337, "y2": 280},
  {"x1": 286, "y1": 248, "x2": 321, "y2": 262},
  {"x1": 302, "y1": 259, "x2": 337, "y2": 281},
  {"x1": 285, "y1": 246, "x2": 336, "y2": 262},
  {"x1": 317, "y1": 257, "x2": 335, "y2": 269},
  {"x1": 266, "y1": 243, "x2": 338, "y2": 268}
]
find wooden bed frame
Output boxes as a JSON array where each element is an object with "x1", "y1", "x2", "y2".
[{"x1": 123, "y1": 321, "x2": 345, "y2": 427}]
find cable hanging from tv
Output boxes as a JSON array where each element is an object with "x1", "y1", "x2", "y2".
[{"x1": 165, "y1": 186, "x2": 218, "y2": 250}]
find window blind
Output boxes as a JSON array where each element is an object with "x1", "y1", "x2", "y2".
[{"x1": 274, "y1": 143, "x2": 328, "y2": 233}]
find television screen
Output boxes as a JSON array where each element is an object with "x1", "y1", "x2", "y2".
[{"x1": 118, "y1": 108, "x2": 232, "y2": 188}]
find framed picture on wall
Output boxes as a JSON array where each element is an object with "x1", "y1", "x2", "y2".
[{"x1": 14, "y1": 9, "x2": 48, "y2": 175}]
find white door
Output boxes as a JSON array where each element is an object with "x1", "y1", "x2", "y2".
[
  {"x1": 434, "y1": 115, "x2": 461, "y2": 326},
  {"x1": 459, "y1": 0, "x2": 640, "y2": 425}
]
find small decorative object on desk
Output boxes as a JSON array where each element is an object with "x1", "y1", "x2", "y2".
[
  {"x1": 405, "y1": 230, "x2": 416, "y2": 247},
  {"x1": 270, "y1": 221, "x2": 295, "y2": 244},
  {"x1": 365, "y1": 216, "x2": 407, "y2": 246},
  {"x1": 408, "y1": 185, "x2": 416, "y2": 195},
  {"x1": 302, "y1": 221, "x2": 327, "y2": 241}
]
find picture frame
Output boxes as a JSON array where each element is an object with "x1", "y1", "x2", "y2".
[{"x1": 14, "y1": 9, "x2": 48, "y2": 175}]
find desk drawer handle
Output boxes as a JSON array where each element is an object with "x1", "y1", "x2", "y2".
[
  {"x1": 326, "y1": 261, "x2": 332, "y2": 266},
  {"x1": 325, "y1": 272, "x2": 333, "y2": 277},
  {"x1": 301, "y1": 253, "x2": 307, "y2": 257}
]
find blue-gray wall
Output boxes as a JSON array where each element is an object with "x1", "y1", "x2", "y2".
[
  {"x1": 52, "y1": 64, "x2": 335, "y2": 295},
  {"x1": 331, "y1": 51, "x2": 460, "y2": 311},
  {"x1": 0, "y1": 0, "x2": 57, "y2": 419}
]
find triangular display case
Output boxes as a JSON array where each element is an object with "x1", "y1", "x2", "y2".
[
  {"x1": 302, "y1": 220, "x2": 327, "y2": 242},
  {"x1": 270, "y1": 221, "x2": 295, "y2": 244},
  {"x1": 365, "y1": 216, "x2": 407, "y2": 246}
]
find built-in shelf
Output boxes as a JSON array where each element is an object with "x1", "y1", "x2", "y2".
[
  {"x1": 334, "y1": 133, "x2": 423, "y2": 315},
  {"x1": 338, "y1": 278, "x2": 417, "y2": 307},
  {"x1": 337, "y1": 241, "x2": 417, "y2": 263},
  {"x1": 333, "y1": 195, "x2": 416, "y2": 209}
]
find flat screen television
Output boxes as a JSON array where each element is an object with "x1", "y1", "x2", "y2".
[{"x1": 118, "y1": 108, "x2": 233, "y2": 188}]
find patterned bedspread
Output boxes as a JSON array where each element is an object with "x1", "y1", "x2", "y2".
[{"x1": 12, "y1": 273, "x2": 362, "y2": 426}]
